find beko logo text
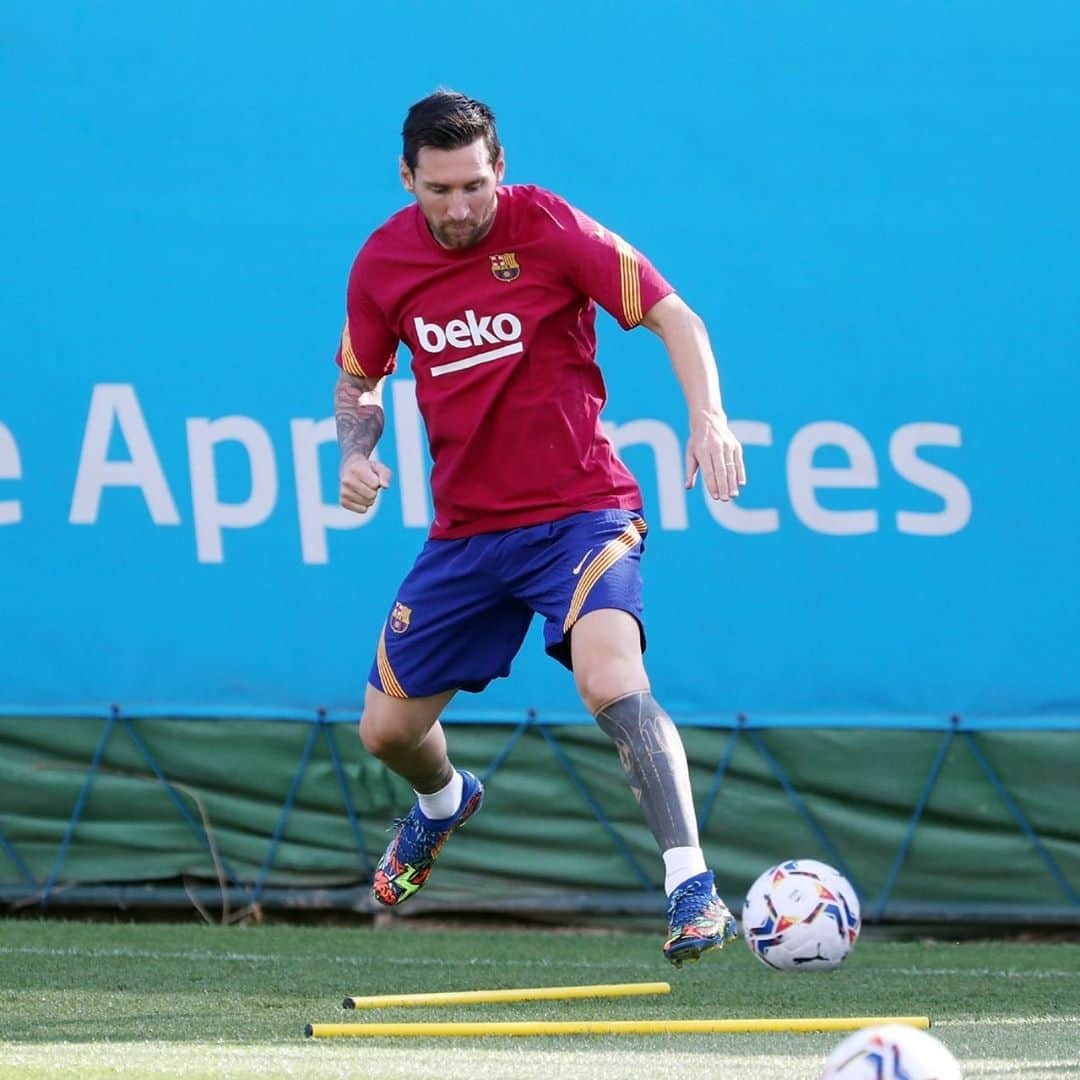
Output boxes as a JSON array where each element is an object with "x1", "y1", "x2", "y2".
[
  {"x1": 412, "y1": 311, "x2": 525, "y2": 377},
  {"x1": 413, "y1": 310, "x2": 522, "y2": 352}
]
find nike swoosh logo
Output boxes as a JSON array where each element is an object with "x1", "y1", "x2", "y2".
[{"x1": 572, "y1": 549, "x2": 594, "y2": 576}]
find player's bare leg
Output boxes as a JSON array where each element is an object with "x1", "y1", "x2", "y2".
[
  {"x1": 360, "y1": 685, "x2": 484, "y2": 906},
  {"x1": 359, "y1": 684, "x2": 456, "y2": 793},
  {"x1": 570, "y1": 607, "x2": 737, "y2": 966}
]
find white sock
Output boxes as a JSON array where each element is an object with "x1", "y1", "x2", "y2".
[
  {"x1": 663, "y1": 846, "x2": 708, "y2": 895},
  {"x1": 417, "y1": 770, "x2": 463, "y2": 821}
]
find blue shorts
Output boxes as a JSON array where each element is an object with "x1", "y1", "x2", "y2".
[{"x1": 369, "y1": 509, "x2": 648, "y2": 699}]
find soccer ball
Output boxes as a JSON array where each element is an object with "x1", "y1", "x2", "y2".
[
  {"x1": 819, "y1": 1024, "x2": 963, "y2": 1079},
  {"x1": 741, "y1": 858, "x2": 860, "y2": 971}
]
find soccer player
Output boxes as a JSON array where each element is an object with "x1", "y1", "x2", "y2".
[{"x1": 334, "y1": 90, "x2": 746, "y2": 966}]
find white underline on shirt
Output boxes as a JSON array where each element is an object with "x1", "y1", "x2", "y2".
[{"x1": 430, "y1": 341, "x2": 524, "y2": 377}]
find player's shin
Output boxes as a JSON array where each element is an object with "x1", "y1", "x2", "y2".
[
  {"x1": 595, "y1": 691, "x2": 737, "y2": 964},
  {"x1": 593, "y1": 690, "x2": 701, "y2": 859}
]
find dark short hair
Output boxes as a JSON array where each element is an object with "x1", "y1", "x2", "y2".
[{"x1": 401, "y1": 90, "x2": 501, "y2": 172}]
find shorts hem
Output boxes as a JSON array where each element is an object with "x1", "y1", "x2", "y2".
[
  {"x1": 368, "y1": 676, "x2": 495, "y2": 699},
  {"x1": 545, "y1": 608, "x2": 647, "y2": 672}
]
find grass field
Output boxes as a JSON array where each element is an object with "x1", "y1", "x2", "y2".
[{"x1": 0, "y1": 917, "x2": 1077, "y2": 1078}]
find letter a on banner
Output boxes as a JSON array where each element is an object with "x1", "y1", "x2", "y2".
[{"x1": 69, "y1": 384, "x2": 181, "y2": 524}]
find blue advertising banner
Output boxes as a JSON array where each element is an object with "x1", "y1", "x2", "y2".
[{"x1": 2, "y1": 3, "x2": 1077, "y2": 721}]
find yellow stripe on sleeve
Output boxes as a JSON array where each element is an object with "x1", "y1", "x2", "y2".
[
  {"x1": 614, "y1": 236, "x2": 643, "y2": 327},
  {"x1": 376, "y1": 626, "x2": 408, "y2": 699},
  {"x1": 340, "y1": 319, "x2": 368, "y2": 378}
]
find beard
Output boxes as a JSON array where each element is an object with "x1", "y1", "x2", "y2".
[{"x1": 428, "y1": 198, "x2": 498, "y2": 250}]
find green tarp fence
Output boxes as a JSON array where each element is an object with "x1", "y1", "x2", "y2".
[{"x1": 1, "y1": 713, "x2": 1077, "y2": 923}]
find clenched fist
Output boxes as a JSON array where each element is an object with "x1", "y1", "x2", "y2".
[{"x1": 340, "y1": 454, "x2": 392, "y2": 514}]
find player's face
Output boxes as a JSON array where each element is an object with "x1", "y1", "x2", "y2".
[{"x1": 402, "y1": 138, "x2": 505, "y2": 250}]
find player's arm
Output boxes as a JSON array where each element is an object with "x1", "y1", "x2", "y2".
[
  {"x1": 541, "y1": 192, "x2": 744, "y2": 500},
  {"x1": 334, "y1": 249, "x2": 398, "y2": 515},
  {"x1": 642, "y1": 293, "x2": 746, "y2": 502},
  {"x1": 335, "y1": 370, "x2": 391, "y2": 514}
]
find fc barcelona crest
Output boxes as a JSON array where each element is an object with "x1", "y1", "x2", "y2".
[
  {"x1": 489, "y1": 252, "x2": 521, "y2": 282},
  {"x1": 390, "y1": 602, "x2": 412, "y2": 634}
]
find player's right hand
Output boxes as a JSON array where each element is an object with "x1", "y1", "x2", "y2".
[{"x1": 339, "y1": 454, "x2": 392, "y2": 514}]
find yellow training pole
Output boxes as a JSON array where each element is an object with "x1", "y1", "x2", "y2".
[
  {"x1": 342, "y1": 981, "x2": 671, "y2": 1010},
  {"x1": 306, "y1": 1015, "x2": 932, "y2": 1038}
]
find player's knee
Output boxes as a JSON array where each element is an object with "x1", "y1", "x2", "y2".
[
  {"x1": 358, "y1": 708, "x2": 408, "y2": 760},
  {"x1": 575, "y1": 662, "x2": 648, "y2": 717}
]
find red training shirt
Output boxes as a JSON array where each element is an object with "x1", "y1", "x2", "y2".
[{"x1": 334, "y1": 184, "x2": 674, "y2": 539}]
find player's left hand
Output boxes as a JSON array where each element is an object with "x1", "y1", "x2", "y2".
[{"x1": 686, "y1": 412, "x2": 746, "y2": 501}]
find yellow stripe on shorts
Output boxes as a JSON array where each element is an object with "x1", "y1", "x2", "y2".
[
  {"x1": 376, "y1": 626, "x2": 408, "y2": 699},
  {"x1": 562, "y1": 518, "x2": 647, "y2": 634}
]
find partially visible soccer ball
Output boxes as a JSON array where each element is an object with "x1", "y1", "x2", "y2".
[
  {"x1": 741, "y1": 858, "x2": 860, "y2": 971},
  {"x1": 820, "y1": 1024, "x2": 963, "y2": 1079}
]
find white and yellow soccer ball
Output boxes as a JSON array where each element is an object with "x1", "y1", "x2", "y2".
[
  {"x1": 820, "y1": 1023, "x2": 963, "y2": 1079},
  {"x1": 741, "y1": 858, "x2": 861, "y2": 971}
]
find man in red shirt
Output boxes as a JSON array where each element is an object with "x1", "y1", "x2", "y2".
[{"x1": 335, "y1": 90, "x2": 746, "y2": 966}]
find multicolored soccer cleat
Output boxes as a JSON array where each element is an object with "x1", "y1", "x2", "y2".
[
  {"x1": 663, "y1": 869, "x2": 739, "y2": 967},
  {"x1": 372, "y1": 770, "x2": 484, "y2": 907}
]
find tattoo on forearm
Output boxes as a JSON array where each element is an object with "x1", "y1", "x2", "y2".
[
  {"x1": 336, "y1": 408, "x2": 384, "y2": 460},
  {"x1": 334, "y1": 374, "x2": 384, "y2": 461}
]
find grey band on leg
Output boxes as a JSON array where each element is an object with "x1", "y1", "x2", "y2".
[{"x1": 594, "y1": 691, "x2": 700, "y2": 851}]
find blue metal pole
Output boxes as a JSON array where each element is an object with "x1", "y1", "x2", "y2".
[
  {"x1": 120, "y1": 714, "x2": 250, "y2": 895},
  {"x1": 537, "y1": 722, "x2": 655, "y2": 892},
  {"x1": 697, "y1": 721, "x2": 742, "y2": 834},
  {"x1": 871, "y1": 725, "x2": 955, "y2": 921},
  {"x1": 40, "y1": 709, "x2": 116, "y2": 907},
  {"x1": 480, "y1": 710, "x2": 536, "y2": 786},
  {"x1": 251, "y1": 719, "x2": 321, "y2": 903},
  {"x1": 962, "y1": 731, "x2": 1079, "y2": 906},
  {"x1": 0, "y1": 825, "x2": 37, "y2": 889},
  {"x1": 746, "y1": 729, "x2": 862, "y2": 899},
  {"x1": 322, "y1": 712, "x2": 374, "y2": 878}
]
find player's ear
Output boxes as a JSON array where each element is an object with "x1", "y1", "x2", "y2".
[
  {"x1": 493, "y1": 150, "x2": 506, "y2": 184},
  {"x1": 400, "y1": 156, "x2": 415, "y2": 193}
]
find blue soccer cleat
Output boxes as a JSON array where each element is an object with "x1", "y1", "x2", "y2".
[
  {"x1": 372, "y1": 770, "x2": 484, "y2": 907},
  {"x1": 663, "y1": 869, "x2": 739, "y2": 967}
]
